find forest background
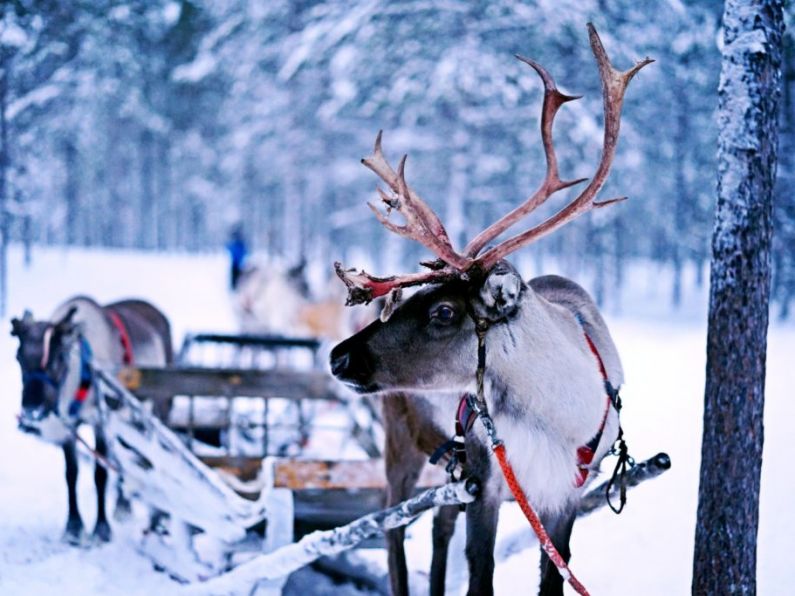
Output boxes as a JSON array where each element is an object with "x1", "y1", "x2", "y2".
[{"x1": 2, "y1": 0, "x2": 794, "y2": 316}]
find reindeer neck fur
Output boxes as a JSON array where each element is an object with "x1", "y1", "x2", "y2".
[{"x1": 475, "y1": 287, "x2": 619, "y2": 513}]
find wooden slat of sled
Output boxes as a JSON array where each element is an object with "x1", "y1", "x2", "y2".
[
  {"x1": 200, "y1": 456, "x2": 264, "y2": 482},
  {"x1": 272, "y1": 459, "x2": 446, "y2": 490},
  {"x1": 118, "y1": 366, "x2": 338, "y2": 401},
  {"x1": 184, "y1": 332, "x2": 321, "y2": 351}
]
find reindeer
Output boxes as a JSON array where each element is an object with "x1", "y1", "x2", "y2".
[
  {"x1": 329, "y1": 25, "x2": 651, "y2": 596},
  {"x1": 11, "y1": 296, "x2": 173, "y2": 545}
]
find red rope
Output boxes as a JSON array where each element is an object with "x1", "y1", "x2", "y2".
[
  {"x1": 74, "y1": 431, "x2": 120, "y2": 473},
  {"x1": 493, "y1": 443, "x2": 590, "y2": 596}
]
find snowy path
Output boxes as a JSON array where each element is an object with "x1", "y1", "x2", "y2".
[{"x1": 0, "y1": 246, "x2": 792, "y2": 595}]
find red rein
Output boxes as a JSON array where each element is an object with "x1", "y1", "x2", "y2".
[{"x1": 492, "y1": 443, "x2": 590, "y2": 596}]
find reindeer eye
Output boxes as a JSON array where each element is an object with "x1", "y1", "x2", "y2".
[{"x1": 430, "y1": 303, "x2": 457, "y2": 324}]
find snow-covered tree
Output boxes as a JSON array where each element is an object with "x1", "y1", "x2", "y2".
[{"x1": 4, "y1": 0, "x2": 793, "y2": 314}]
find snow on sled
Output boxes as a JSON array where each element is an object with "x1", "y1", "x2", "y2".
[{"x1": 89, "y1": 331, "x2": 398, "y2": 586}]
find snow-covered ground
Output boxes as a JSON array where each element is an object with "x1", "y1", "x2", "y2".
[{"x1": 0, "y1": 245, "x2": 793, "y2": 595}]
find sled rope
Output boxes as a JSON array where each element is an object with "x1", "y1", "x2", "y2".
[
  {"x1": 73, "y1": 429, "x2": 121, "y2": 473},
  {"x1": 471, "y1": 320, "x2": 590, "y2": 596}
]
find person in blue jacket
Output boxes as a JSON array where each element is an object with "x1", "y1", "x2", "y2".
[{"x1": 226, "y1": 224, "x2": 248, "y2": 290}]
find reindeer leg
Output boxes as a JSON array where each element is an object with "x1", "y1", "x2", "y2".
[
  {"x1": 92, "y1": 431, "x2": 112, "y2": 543},
  {"x1": 384, "y1": 394, "x2": 427, "y2": 596},
  {"x1": 464, "y1": 440, "x2": 499, "y2": 596},
  {"x1": 62, "y1": 441, "x2": 85, "y2": 545},
  {"x1": 464, "y1": 493, "x2": 499, "y2": 596},
  {"x1": 430, "y1": 504, "x2": 459, "y2": 596},
  {"x1": 113, "y1": 478, "x2": 133, "y2": 522},
  {"x1": 385, "y1": 457, "x2": 424, "y2": 596},
  {"x1": 537, "y1": 508, "x2": 576, "y2": 596}
]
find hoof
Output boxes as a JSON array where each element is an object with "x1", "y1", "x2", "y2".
[
  {"x1": 62, "y1": 518, "x2": 86, "y2": 546},
  {"x1": 114, "y1": 498, "x2": 133, "y2": 522},
  {"x1": 93, "y1": 520, "x2": 112, "y2": 543}
]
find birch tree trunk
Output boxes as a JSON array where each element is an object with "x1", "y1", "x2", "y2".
[{"x1": 692, "y1": 1, "x2": 784, "y2": 593}]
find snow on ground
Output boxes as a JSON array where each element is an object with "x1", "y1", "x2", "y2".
[{"x1": 0, "y1": 245, "x2": 793, "y2": 595}]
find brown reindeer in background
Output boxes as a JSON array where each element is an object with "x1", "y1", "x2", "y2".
[{"x1": 330, "y1": 25, "x2": 651, "y2": 596}]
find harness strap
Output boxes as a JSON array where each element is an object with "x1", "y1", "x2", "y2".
[
  {"x1": 108, "y1": 310, "x2": 134, "y2": 366},
  {"x1": 74, "y1": 337, "x2": 93, "y2": 403},
  {"x1": 68, "y1": 337, "x2": 94, "y2": 418},
  {"x1": 574, "y1": 329, "x2": 616, "y2": 487},
  {"x1": 429, "y1": 439, "x2": 463, "y2": 465},
  {"x1": 457, "y1": 394, "x2": 477, "y2": 435},
  {"x1": 605, "y1": 426, "x2": 632, "y2": 514},
  {"x1": 576, "y1": 318, "x2": 634, "y2": 511}
]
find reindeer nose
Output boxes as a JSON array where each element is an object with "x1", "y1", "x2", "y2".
[
  {"x1": 330, "y1": 351, "x2": 350, "y2": 377},
  {"x1": 330, "y1": 333, "x2": 377, "y2": 391}
]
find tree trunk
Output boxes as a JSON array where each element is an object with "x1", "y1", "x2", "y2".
[
  {"x1": 0, "y1": 49, "x2": 9, "y2": 317},
  {"x1": 63, "y1": 137, "x2": 79, "y2": 246},
  {"x1": 282, "y1": 155, "x2": 302, "y2": 260},
  {"x1": 139, "y1": 128, "x2": 156, "y2": 250},
  {"x1": 23, "y1": 215, "x2": 32, "y2": 268},
  {"x1": 692, "y1": 2, "x2": 784, "y2": 594},
  {"x1": 445, "y1": 151, "x2": 467, "y2": 253},
  {"x1": 672, "y1": 86, "x2": 689, "y2": 309},
  {"x1": 156, "y1": 137, "x2": 172, "y2": 250},
  {"x1": 772, "y1": 19, "x2": 795, "y2": 321},
  {"x1": 612, "y1": 216, "x2": 625, "y2": 314}
]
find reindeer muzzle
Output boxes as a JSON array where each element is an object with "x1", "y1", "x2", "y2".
[
  {"x1": 17, "y1": 406, "x2": 49, "y2": 435},
  {"x1": 329, "y1": 339, "x2": 378, "y2": 393}
]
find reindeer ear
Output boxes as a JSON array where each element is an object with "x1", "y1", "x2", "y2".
[
  {"x1": 474, "y1": 261, "x2": 525, "y2": 322},
  {"x1": 11, "y1": 310, "x2": 34, "y2": 336},
  {"x1": 54, "y1": 306, "x2": 79, "y2": 334},
  {"x1": 10, "y1": 318, "x2": 23, "y2": 337}
]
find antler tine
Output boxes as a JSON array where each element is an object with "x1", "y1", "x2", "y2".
[
  {"x1": 362, "y1": 133, "x2": 471, "y2": 270},
  {"x1": 335, "y1": 132, "x2": 475, "y2": 306},
  {"x1": 475, "y1": 23, "x2": 653, "y2": 271},
  {"x1": 334, "y1": 262, "x2": 461, "y2": 305},
  {"x1": 464, "y1": 56, "x2": 587, "y2": 259}
]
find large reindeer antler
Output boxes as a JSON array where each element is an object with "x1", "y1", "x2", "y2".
[{"x1": 336, "y1": 24, "x2": 653, "y2": 306}]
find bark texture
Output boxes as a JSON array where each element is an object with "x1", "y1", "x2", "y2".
[{"x1": 693, "y1": 1, "x2": 784, "y2": 594}]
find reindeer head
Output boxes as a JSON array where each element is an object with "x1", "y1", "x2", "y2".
[
  {"x1": 11, "y1": 307, "x2": 79, "y2": 430},
  {"x1": 331, "y1": 25, "x2": 651, "y2": 394},
  {"x1": 331, "y1": 261, "x2": 525, "y2": 393}
]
